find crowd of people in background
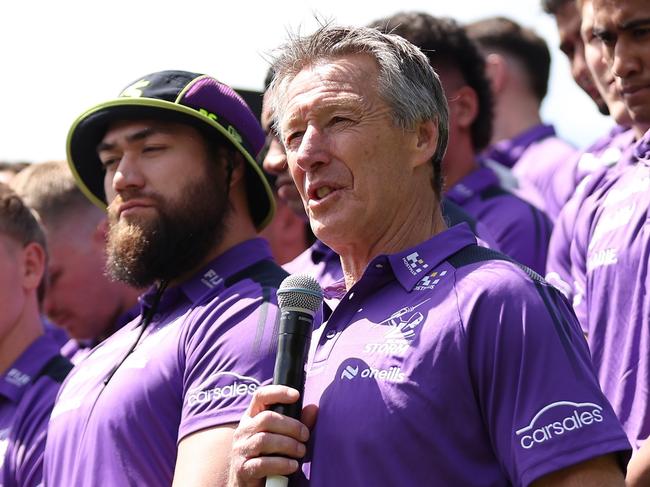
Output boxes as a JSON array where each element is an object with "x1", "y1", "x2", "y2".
[{"x1": 1, "y1": 0, "x2": 649, "y2": 485}]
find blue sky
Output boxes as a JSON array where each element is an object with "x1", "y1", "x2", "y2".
[{"x1": 0, "y1": 0, "x2": 612, "y2": 162}]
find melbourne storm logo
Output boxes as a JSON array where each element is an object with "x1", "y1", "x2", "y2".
[
  {"x1": 516, "y1": 401, "x2": 604, "y2": 449},
  {"x1": 364, "y1": 299, "x2": 430, "y2": 356}
]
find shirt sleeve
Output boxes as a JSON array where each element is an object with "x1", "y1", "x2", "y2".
[
  {"x1": 177, "y1": 285, "x2": 280, "y2": 442},
  {"x1": 6, "y1": 381, "x2": 58, "y2": 487},
  {"x1": 463, "y1": 264, "x2": 630, "y2": 487}
]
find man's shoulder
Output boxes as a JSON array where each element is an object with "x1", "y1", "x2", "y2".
[{"x1": 446, "y1": 245, "x2": 548, "y2": 297}]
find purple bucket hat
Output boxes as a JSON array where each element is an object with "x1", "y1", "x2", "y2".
[{"x1": 66, "y1": 70, "x2": 274, "y2": 230}]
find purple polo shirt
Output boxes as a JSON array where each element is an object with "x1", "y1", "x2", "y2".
[
  {"x1": 284, "y1": 240, "x2": 343, "y2": 290},
  {"x1": 284, "y1": 203, "x2": 500, "y2": 290},
  {"x1": 484, "y1": 124, "x2": 576, "y2": 216},
  {"x1": 568, "y1": 130, "x2": 650, "y2": 448},
  {"x1": 297, "y1": 223, "x2": 629, "y2": 487},
  {"x1": 44, "y1": 238, "x2": 285, "y2": 486},
  {"x1": 59, "y1": 304, "x2": 141, "y2": 364},
  {"x1": 541, "y1": 126, "x2": 636, "y2": 222},
  {"x1": 446, "y1": 164, "x2": 553, "y2": 274},
  {"x1": 1, "y1": 334, "x2": 71, "y2": 487},
  {"x1": 546, "y1": 128, "x2": 637, "y2": 303}
]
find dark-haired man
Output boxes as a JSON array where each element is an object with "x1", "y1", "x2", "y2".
[
  {"x1": 467, "y1": 17, "x2": 576, "y2": 219},
  {"x1": 43, "y1": 71, "x2": 287, "y2": 486},
  {"x1": 542, "y1": 0, "x2": 608, "y2": 113},
  {"x1": 228, "y1": 22, "x2": 630, "y2": 487},
  {"x1": 556, "y1": 0, "x2": 650, "y2": 457}
]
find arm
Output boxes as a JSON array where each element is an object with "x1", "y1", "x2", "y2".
[
  {"x1": 627, "y1": 440, "x2": 650, "y2": 487},
  {"x1": 531, "y1": 454, "x2": 624, "y2": 486},
  {"x1": 228, "y1": 385, "x2": 316, "y2": 487},
  {"x1": 172, "y1": 424, "x2": 237, "y2": 487}
]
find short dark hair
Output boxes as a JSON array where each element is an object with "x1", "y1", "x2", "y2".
[
  {"x1": 541, "y1": 0, "x2": 572, "y2": 14},
  {"x1": 467, "y1": 17, "x2": 551, "y2": 102},
  {"x1": 369, "y1": 12, "x2": 493, "y2": 152},
  {"x1": 0, "y1": 182, "x2": 48, "y2": 302}
]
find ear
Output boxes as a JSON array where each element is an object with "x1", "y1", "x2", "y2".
[
  {"x1": 411, "y1": 119, "x2": 440, "y2": 169},
  {"x1": 449, "y1": 85, "x2": 479, "y2": 131},
  {"x1": 21, "y1": 242, "x2": 46, "y2": 293},
  {"x1": 484, "y1": 53, "x2": 509, "y2": 95},
  {"x1": 94, "y1": 217, "x2": 109, "y2": 245},
  {"x1": 227, "y1": 154, "x2": 246, "y2": 189}
]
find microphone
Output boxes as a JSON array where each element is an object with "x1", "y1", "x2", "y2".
[{"x1": 266, "y1": 274, "x2": 323, "y2": 487}]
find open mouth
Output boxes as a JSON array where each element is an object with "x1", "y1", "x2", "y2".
[{"x1": 315, "y1": 186, "x2": 333, "y2": 200}]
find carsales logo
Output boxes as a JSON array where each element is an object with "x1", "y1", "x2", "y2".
[
  {"x1": 187, "y1": 372, "x2": 260, "y2": 406},
  {"x1": 516, "y1": 401, "x2": 604, "y2": 449}
]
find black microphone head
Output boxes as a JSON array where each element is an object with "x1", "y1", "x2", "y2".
[{"x1": 277, "y1": 274, "x2": 323, "y2": 314}]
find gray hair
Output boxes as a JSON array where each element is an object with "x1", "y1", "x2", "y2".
[{"x1": 267, "y1": 23, "x2": 449, "y2": 171}]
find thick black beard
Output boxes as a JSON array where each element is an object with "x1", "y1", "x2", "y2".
[{"x1": 106, "y1": 168, "x2": 229, "y2": 288}]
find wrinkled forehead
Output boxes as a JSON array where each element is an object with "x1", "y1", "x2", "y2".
[{"x1": 278, "y1": 55, "x2": 381, "y2": 125}]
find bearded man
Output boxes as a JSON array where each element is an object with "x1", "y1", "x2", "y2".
[{"x1": 43, "y1": 70, "x2": 288, "y2": 486}]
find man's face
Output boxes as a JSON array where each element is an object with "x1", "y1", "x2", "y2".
[
  {"x1": 555, "y1": 0, "x2": 609, "y2": 113},
  {"x1": 260, "y1": 97, "x2": 306, "y2": 218},
  {"x1": 43, "y1": 222, "x2": 127, "y2": 340},
  {"x1": 593, "y1": 0, "x2": 650, "y2": 127},
  {"x1": 277, "y1": 54, "x2": 425, "y2": 248},
  {"x1": 0, "y1": 234, "x2": 26, "y2": 344},
  {"x1": 581, "y1": 0, "x2": 631, "y2": 125},
  {"x1": 100, "y1": 120, "x2": 230, "y2": 287}
]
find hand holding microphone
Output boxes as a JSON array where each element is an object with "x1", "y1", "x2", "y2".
[
  {"x1": 266, "y1": 274, "x2": 323, "y2": 487},
  {"x1": 228, "y1": 275, "x2": 323, "y2": 487}
]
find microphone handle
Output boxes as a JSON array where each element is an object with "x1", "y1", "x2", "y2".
[
  {"x1": 265, "y1": 310, "x2": 314, "y2": 487},
  {"x1": 269, "y1": 309, "x2": 313, "y2": 419}
]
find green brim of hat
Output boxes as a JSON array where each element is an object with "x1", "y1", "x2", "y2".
[{"x1": 66, "y1": 97, "x2": 275, "y2": 230}]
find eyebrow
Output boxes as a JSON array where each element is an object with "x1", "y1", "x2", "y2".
[
  {"x1": 620, "y1": 17, "x2": 650, "y2": 31},
  {"x1": 97, "y1": 127, "x2": 168, "y2": 153},
  {"x1": 594, "y1": 16, "x2": 650, "y2": 37}
]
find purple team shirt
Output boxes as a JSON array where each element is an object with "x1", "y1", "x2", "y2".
[
  {"x1": 284, "y1": 240, "x2": 343, "y2": 290},
  {"x1": 540, "y1": 126, "x2": 635, "y2": 222},
  {"x1": 567, "y1": 130, "x2": 650, "y2": 448},
  {"x1": 446, "y1": 164, "x2": 553, "y2": 274},
  {"x1": 284, "y1": 203, "x2": 499, "y2": 290},
  {"x1": 59, "y1": 304, "x2": 141, "y2": 364},
  {"x1": 44, "y1": 238, "x2": 285, "y2": 486},
  {"x1": 546, "y1": 127, "x2": 637, "y2": 304},
  {"x1": 1, "y1": 333, "x2": 71, "y2": 487},
  {"x1": 296, "y1": 223, "x2": 629, "y2": 487},
  {"x1": 484, "y1": 124, "x2": 576, "y2": 218}
]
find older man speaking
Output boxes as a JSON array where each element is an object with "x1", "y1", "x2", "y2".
[{"x1": 228, "y1": 24, "x2": 630, "y2": 487}]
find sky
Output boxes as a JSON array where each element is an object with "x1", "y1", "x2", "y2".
[{"x1": 0, "y1": 0, "x2": 613, "y2": 163}]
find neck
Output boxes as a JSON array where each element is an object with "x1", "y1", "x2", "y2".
[
  {"x1": 168, "y1": 211, "x2": 258, "y2": 288},
  {"x1": 442, "y1": 134, "x2": 480, "y2": 190},
  {"x1": 337, "y1": 193, "x2": 447, "y2": 290},
  {"x1": 491, "y1": 93, "x2": 542, "y2": 144},
  {"x1": 0, "y1": 298, "x2": 43, "y2": 374}
]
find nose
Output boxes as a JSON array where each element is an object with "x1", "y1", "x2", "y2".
[
  {"x1": 262, "y1": 137, "x2": 288, "y2": 176},
  {"x1": 571, "y1": 44, "x2": 593, "y2": 91},
  {"x1": 611, "y1": 38, "x2": 641, "y2": 80},
  {"x1": 104, "y1": 153, "x2": 145, "y2": 201},
  {"x1": 293, "y1": 125, "x2": 329, "y2": 173}
]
